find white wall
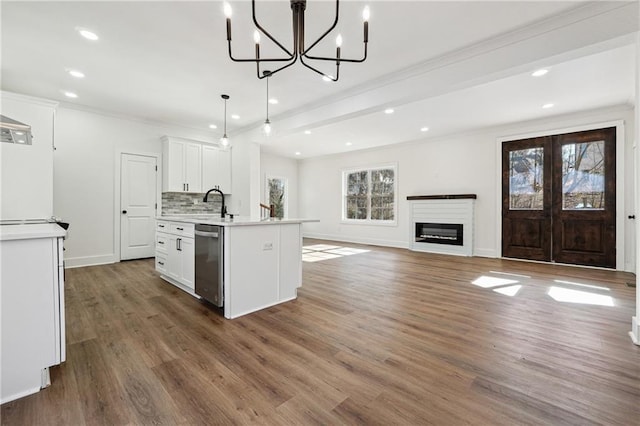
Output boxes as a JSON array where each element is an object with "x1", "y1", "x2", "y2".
[
  {"x1": 53, "y1": 106, "x2": 252, "y2": 267},
  {"x1": 0, "y1": 92, "x2": 57, "y2": 220},
  {"x1": 299, "y1": 105, "x2": 636, "y2": 271},
  {"x1": 260, "y1": 151, "x2": 299, "y2": 218}
]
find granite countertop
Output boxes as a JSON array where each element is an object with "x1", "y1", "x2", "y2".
[
  {"x1": 158, "y1": 215, "x2": 318, "y2": 227},
  {"x1": 0, "y1": 223, "x2": 67, "y2": 241}
]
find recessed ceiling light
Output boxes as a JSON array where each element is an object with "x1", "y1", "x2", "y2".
[
  {"x1": 268, "y1": 98, "x2": 279, "y2": 105},
  {"x1": 346, "y1": 142, "x2": 352, "y2": 146},
  {"x1": 231, "y1": 114, "x2": 240, "y2": 119},
  {"x1": 531, "y1": 69, "x2": 548, "y2": 77},
  {"x1": 64, "y1": 91, "x2": 78, "y2": 98},
  {"x1": 542, "y1": 103, "x2": 554, "y2": 109},
  {"x1": 384, "y1": 108, "x2": 394, "y2": 114},
  {"x1": 209, "y1": 124, "x2": 218, "y2": 129},
  {"x1": 68, "y1": 69, "x2": 85, "y2": 78},
  {"x1": 295, "y1": 151, "x2": 301, "y2": 156},
  {"x1": 420, "y1": 127, "x2": 429, "y2": 132},
  {"x1": 304, "y1": 130, "x2": 311, "y2": 135},
  {"x1": 77, "y1": 28, "x2": 99, "y2": 41}
]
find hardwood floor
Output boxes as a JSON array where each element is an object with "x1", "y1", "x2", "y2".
[{"x1": 2, "y1": 239, "x2": 638, "y2": 425}]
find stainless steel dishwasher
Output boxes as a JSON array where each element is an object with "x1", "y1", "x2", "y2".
[{"x1": 194, "y1": 224, "x2": 223, "y2": 307}]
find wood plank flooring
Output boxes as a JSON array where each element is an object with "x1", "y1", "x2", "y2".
[{"x1": 2, "y1": 239, "x2": 638, "y2": 425}]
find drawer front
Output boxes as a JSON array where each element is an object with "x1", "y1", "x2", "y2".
[
  {"x1": 156, "y1": 234, "x2": 168, "y2": 253},
  {"x1": 155, "y1": 254, "x2": 167, "y2": 274},
  {"x1": 157, "y1": 221, "x2": 169, "y2": 232},
  {"x1": 169, "y1": 222, "x2": 194, "y2": 237}
]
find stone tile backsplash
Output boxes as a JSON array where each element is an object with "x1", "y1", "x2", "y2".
[{"x1": 162, "y1": 192, "x2": 223, "y2": 215}]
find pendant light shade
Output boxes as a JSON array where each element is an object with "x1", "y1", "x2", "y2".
[
  {"x1": 220, "y1": 94, "x2": 230, "y2": 149},
  {"x1": 263, "y1": 71, "x2": 272, "y2": 136}
]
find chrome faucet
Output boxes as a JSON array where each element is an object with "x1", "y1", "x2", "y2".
[{"x1": 203, "y1": 187, "x2": 227, "y2": 218}]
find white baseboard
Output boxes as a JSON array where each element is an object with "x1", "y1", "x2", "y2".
[
  {"x1": 303, "y1": 233, "x2": 497, "y2": 256},
  {"x1": 302, "y1": 232, "x2": 409, "y2": 249},
  {"x1": 474, "y1": 248, "x2": 497, "y2": 258},
  {"x1": 64, "y1": 254, "x2": 115, "y2": 269}
]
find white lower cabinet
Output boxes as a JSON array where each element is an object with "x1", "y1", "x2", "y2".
[{"x1": 156, "y1": 222, "x2": 194, "y2": 291}]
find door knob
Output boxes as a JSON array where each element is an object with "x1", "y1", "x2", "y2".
[{"x1": 122, "y1": 210, "x2": 127, "y2": 214}]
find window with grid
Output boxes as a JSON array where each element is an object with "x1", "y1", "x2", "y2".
[{"x1": 343, "y1": 165, "x2": 396, "y2": 223}]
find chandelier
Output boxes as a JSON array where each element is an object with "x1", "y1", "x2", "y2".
[{"x1": 224, "y1": 0, "x2": 369, "y2": 81}]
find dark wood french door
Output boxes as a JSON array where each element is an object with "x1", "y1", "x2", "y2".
[{"x1": 502, "y1": 127, "x2": 616, "y2": 268}]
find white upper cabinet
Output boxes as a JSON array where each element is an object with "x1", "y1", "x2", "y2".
[
  {"x1": 202, "y1": 145, "x2": 232, "y2": 194},
  {"x1": 162, "y1": 136, "x2": 202, "y2": 193}
]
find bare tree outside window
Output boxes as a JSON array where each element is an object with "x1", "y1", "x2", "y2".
[
  {"x1": 266, "y1": 176, "x2": 287, "y2": 218},
  {"x1": 344, "y1": 166, "x2": 395, "y2": 222},
  {"x1": 509, "y1": 147, "x2": 544, "y2": 210},
  {"x1": 561, "y1": 141, "x2": 605, "y2": 210}
]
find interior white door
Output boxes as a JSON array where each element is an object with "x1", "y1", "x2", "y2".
[{"x1": 121, "y1": 153, "x2": 157, "y2": 260}]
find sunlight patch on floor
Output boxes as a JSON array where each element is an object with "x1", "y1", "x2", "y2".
[
  {"x1": 471, "y1": 276, "x2": 519, "y2": 288},
  {"x1": 553, "y1": 279, "x2": 610, "y2": 291},
  {"x1": 548, "y1": 286, "x2": 614, "y2": 307},
  {"x1": 493, "y1": 284, "x2": 522, "y2": 297},
  {"x1": 302, "y1": 244, "x2": 371, "y2": 263}
]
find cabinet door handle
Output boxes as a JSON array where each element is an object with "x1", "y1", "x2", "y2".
[
  {"x1": 187, "y1": 183, "x2": 189, "y2": 191},
  {"x1": 177, "y1": 238, "x2": 182, "y2": 251},
  {"x1": 158, "y1": 240, "x2": 165, "y2": 245},
  {"x1": 158, "y1": 224, "x2": 165, "y2": 228},
  {"x1": 177, "y1": 227, "x2": 184, "y2": 231},
  {"x1": 158, "y1": 261, "x2": 164, "y2": 266}
]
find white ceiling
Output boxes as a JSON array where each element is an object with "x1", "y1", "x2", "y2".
[{"x1": 1, "y1": 1, "x2": 638, "y2": 158}]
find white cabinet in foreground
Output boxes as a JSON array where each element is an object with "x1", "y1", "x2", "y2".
[{"x1": 0, "y1": 224, "x2": 66, "y2": 404}]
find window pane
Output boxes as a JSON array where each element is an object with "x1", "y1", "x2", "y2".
[
  {"x1": 509, "y1": 148, "x2": 543, "y2": 210},
  {"x1": 267, "y1": 178, "x2": 286, "y2": 218},
  {"x1": 370, "y1": 169, "x2": 395, "y2": 220},
  {"x1": 347, "y1": 171, "x2": 368, "y2": 195},
  {"x1": 562, "y1": 141, "x2": 605, "y2": 210}
]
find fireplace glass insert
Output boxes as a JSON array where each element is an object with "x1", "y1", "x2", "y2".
[{"x1": 415, "y1": 222, "x2": 463, "y2": 246}]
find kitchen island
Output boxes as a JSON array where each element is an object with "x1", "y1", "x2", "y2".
[{"x1": 155, "y1": 216, "x2": 317, "y2": 319}]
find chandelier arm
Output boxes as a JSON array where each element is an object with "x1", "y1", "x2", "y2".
[
  {"x1": 299, "y1": 55, "x2": 340, "y2": 82},
  {"x1": 228, "y1": 41, "x2": 294, "y2": 63},
  {"x1": 304, "y1": 38, "x2": 368, "y2": 63},
  {"x1": 252, "y1": 0, "x2": 294, "y2": 57},
  {"x1": 301, "y1": 0, "x2": 340, "y2": 56},
  {"x1": 257, "y1": 53, "x2": 300, "y2": 79}
]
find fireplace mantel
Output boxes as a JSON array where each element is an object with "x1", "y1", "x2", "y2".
[{"x1": 407, "y1": 194, "x2": 477, "y2": 201}]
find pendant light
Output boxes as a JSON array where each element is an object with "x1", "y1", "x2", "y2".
[
  {"x1": 263, "y1": 71, "x2": 272, "y2": 136},
  {"x1": 220, "y1": 94, "x2": 230, "y2": 148}
]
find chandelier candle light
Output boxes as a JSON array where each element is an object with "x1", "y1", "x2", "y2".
[{"x1": 224, "y1": 0, "x2": 370, "y2": 81}]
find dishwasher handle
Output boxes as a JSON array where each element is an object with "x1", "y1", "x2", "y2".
[{"x1": 195, "y1": 230, "x2": 219, "y2": 238}]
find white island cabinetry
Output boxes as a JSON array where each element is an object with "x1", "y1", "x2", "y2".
[{"x1": 155, "y1": 216, "x2": 316, "y2": 319}]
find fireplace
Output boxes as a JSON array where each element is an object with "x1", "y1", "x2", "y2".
[
  {"x1": 407, "y1": 194, "x2": 476, "y2": 256},
  {"x1": 415, "y1": 223, "x2": 463, "y2": 246}
]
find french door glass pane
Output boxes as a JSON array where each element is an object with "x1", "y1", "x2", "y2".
[
  {"x1": 509, "y1": 147, "x2": 544, "y2": 210},
  {"x1": 561, "y1": 141, "x2": 605, "y2": 210}
]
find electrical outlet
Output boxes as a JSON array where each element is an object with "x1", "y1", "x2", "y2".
[
  {"x1": 263, "y1": 242, "x2": 273, "y2": 251},
  {"x1": 193, "y1": 199, "x2": 198, "y2": 205}
]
